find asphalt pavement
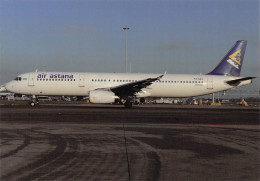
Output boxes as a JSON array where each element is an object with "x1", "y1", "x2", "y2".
[{"x1": 0, "y1": 104, "x2": 259, "y2": 181}]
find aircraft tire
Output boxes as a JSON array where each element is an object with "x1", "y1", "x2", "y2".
[
  {"x1": 30, "y1": 101, "x2": 35, "y2": 107},
  {"x1": 124, "y1": 101, "x2": 132, "y2": 108}
]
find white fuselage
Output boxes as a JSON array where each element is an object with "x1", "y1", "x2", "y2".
[{"x1": 5, "y1": 72, "x2": 252, "y2": 98}]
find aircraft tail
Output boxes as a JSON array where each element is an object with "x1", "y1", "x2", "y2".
[{"x1": 207, "y1": 40, "x2": 247, "y2": 77}]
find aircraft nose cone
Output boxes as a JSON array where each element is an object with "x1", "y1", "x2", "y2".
[{"x1": 5, "y1": 82, "x2": 14, "y2": 92}]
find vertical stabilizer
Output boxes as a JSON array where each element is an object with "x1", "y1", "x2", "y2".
[{"x1": 207, "y1": 40, "x2": 247, "y2": 76}]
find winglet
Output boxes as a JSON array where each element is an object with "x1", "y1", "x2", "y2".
[{"x1": 157, "y1": 74, "x2": 164, "y2": 82}]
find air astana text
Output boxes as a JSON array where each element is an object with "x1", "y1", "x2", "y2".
[{"x1": 37, "y1": 73, "x2": 74, "y2": 79}]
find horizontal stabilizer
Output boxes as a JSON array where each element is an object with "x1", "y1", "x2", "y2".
[{"x1": 226, "y1": 77, "x2": 256, "y2": 86}]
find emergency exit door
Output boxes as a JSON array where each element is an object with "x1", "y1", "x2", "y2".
[{"x1": 79, "y1": 74, "x2": 85, "y2": 87}]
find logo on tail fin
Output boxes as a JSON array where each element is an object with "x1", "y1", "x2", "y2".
[
  {"x1": 229, "y1": 49, "x2": 241, "y2": 65},
  {"x1": 227, "y1": 49, "x2": 241, "y2": 69}
]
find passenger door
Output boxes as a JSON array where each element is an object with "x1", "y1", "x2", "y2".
[
  {"x1": 28, "y1": 73, "x2": 35, "y2": 86},
  {"x1": 207, "y1": 77, "x2": 213, "y2": 89}
]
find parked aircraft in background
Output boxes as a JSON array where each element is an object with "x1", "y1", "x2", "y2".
[{"x1": 5, "y1": 40, "x2": 255, "y2": 108}]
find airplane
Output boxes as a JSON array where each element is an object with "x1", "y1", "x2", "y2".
[
  {"x1": 0, "y1": 84, "x2": 7, "y2": 92},
  {"x1": 5, "y1": 40, "x2": 256, "y2": 108}
]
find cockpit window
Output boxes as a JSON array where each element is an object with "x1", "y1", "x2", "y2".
[{"x1": 14, "y1": 77, "x2": 22, "y2": 81}]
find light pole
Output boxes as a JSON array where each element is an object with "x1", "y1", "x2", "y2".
[{"x1": 123, "y1": 26, "x2": 130, "y2": 73}]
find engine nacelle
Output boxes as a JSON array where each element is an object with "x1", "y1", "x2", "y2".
[{"x1": 89, "y1": 90, "x2": 119, "y2": 104}]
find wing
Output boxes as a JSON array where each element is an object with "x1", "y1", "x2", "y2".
[
  {"x1": 110, "y1": 74, "x2": 164, "y2": 98},
  {"x1": 226, "y1": 77, "x2": 256, "y2": 86}
]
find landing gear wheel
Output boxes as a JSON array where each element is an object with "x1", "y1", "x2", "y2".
[
  {"x1": 28, "y1": 101, "x2": 35, "y2": 107},
  {"x1": 124, "y1": 100, "x2": 132, "y2": 108}
]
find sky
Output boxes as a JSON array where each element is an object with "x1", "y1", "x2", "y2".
[{"x1": 0, "y1": 0, "x2": 259, "y2": 91}]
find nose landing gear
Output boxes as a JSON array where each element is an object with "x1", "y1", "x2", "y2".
[{"x1": 28, "y1": 95, "x2": 39, "y2": 107}]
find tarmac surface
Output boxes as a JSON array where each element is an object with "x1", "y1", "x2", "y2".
[{"x1": 0, "y1": 103, "x2": 259, "y2": 181}]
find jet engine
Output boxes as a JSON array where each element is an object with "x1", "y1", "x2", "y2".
[{"x1": 89, "y1": 90, "x2": 119, "y2": 104}]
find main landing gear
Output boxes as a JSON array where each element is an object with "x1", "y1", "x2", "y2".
[
  {"x1": 124, "y1": 100, "x2": 133, "y2": 108},
  {"x1": 28, "y1": 95, "x2": 39, "y2": 107}
]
